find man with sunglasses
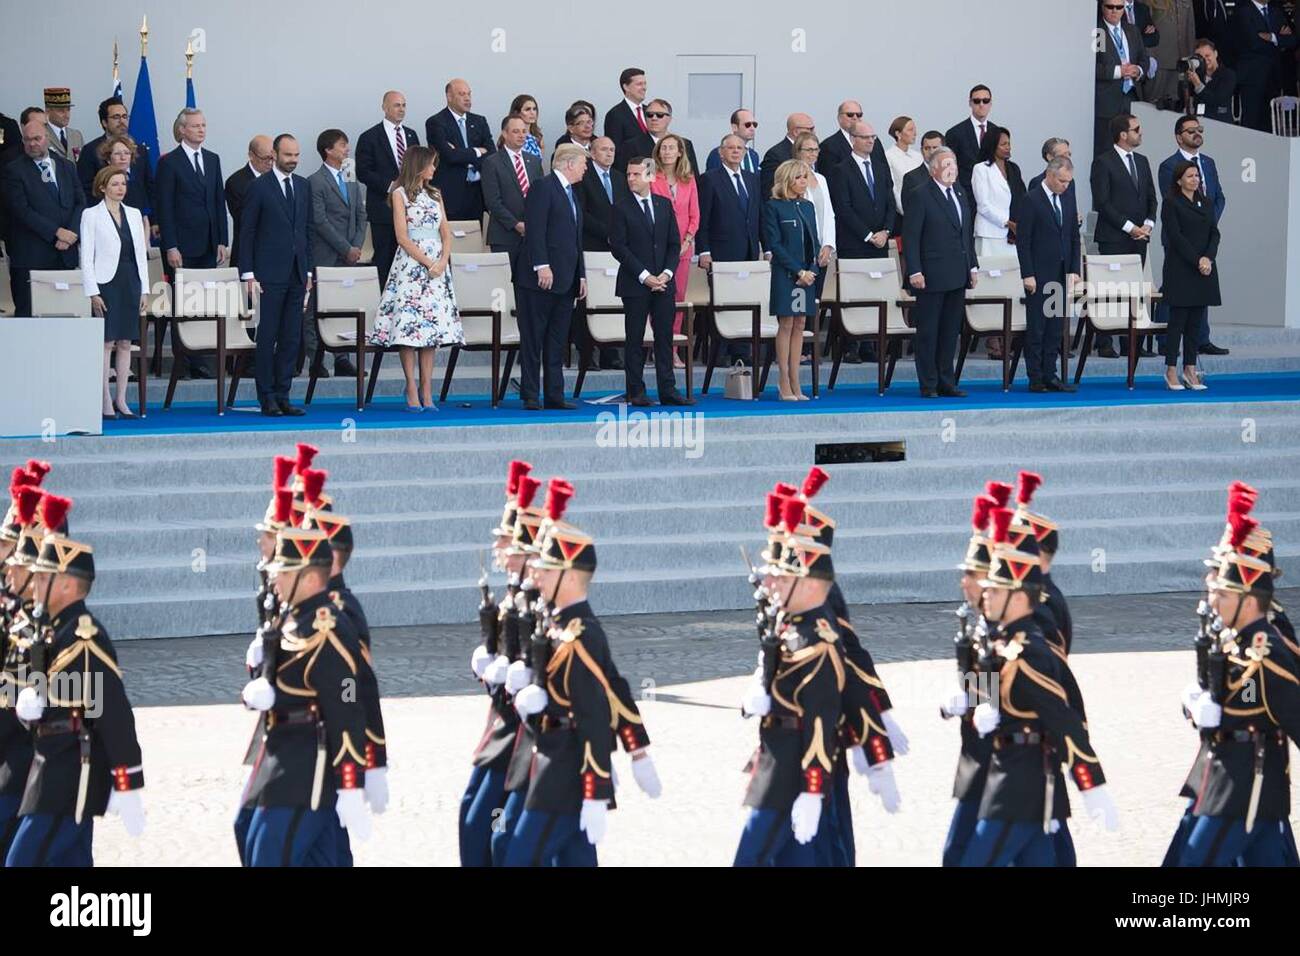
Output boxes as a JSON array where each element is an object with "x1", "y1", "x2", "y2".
[
  {"x1": 705, "y1": 109, "x2": 760, "y2": 174},
  {"x1": 945, "y1": 86, "x2": 999, "y2": 196},
  {"x1": 760, "y1": 112, "x2": 815, "y2": 199},
  {"x1": 818, "y1": 100, "x2": 883, "y2": 175},
  {"x1": 1097, "y1": 0, "x2": 1148, "y2": 156},
  {"x1": 614, "y1": 98, "x2": 698, "y2": 175}
]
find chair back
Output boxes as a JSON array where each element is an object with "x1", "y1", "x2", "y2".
[
  {"x1": 450, "y1": 252, "x2": 518, "y2": 346},
  {"x1": 145, "y1": 247, "x2": 170, "y2": 318},
  {"x1": 174, "y1": 267, "x2": 254, "y2": 351},
  {"x1": 709, "y1": 260, "x2": 775, "y2": 338},
  {"x1": 1084, "y1": 253, "x2": 1159, "y2": 330},
  {"x1": 448, "y1": 220, "x2": 487, "y2": 254},
  {"x1": 0, "y1": 258, "x2": 16, "y2": 315},
  {"x1": 965, "y1": 256, "x2": 1027, "y2": 333},
  {"x1": 315, "y1": 266, "x2": 382, "y2": 347},
  {"x1": 582, "y1": 251, "x2": 627, "y2": 343},
  {"x1": 685, "y1": 257, "x2": 710, "y2": 307},
  {"x1": 1270, "y1": 96, "x2": 1300, "y2": 137},
  {"x1": 836, "y1": 258, "x2": 911, "y2": 336},
  {"x1": 28, "y1": 270, "x2": 90, "y2": 317}
]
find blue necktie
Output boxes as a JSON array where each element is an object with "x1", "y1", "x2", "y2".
[
  {"x1": 862, "y1": 159, "x2": 875, "y2": 200},
  {"x1": 39, "y1": 160, "x2": 58, "y2": 201},
  {"x1": 1113, "y1": 28, "x2": 1133, "y2": 94},
  {"x1": 1126, "y1": 152, "x2": 1140, "y2": 189},
  {"x1": 946, "y1": 187, "x2": 961, "y2": 226},
  {"x1": 565, "y1": 182, "x2": 577, "y2": 221},
  {"x1": 601, "y1": 169, "x2": 613, "y2": 203},
  {"x1": 1052, "y1": 193, "x2": 1062, "y2": 227},
  {"x1": 641, "y1": 197, "x2": 654, "y2": 227},
  {"x1": 733, "y1": 172, "x2": 749, "y2": 209},
  {"x1": 336, "y1": 170, "x2": 349, "y2": 205},
  {"x1": 284, "y1": 176, "x2": 295, "y2": 220},
  {"x1": 459, "y1": 115, "x2": 480, "y2": 183}
]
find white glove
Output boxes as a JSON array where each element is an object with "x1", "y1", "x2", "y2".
[
  {"x1": 241, "y1": 677, "x2": 275, "y2": 712},
  {"x1": 631, "y1": 753, "x2": 662, "y2": 798},
  {"x1": 882, "y1": 709, "x2": 910, "y2": 756},
  {"x1": 1180, "y1": 681, "x2": 1204, "y2": 716},
  {"x1": 847, "y1": 744, "x2": 871, "y2": 776},
  {"x1": 867, "y1": 761, "x2": 902, "y2": 814},
  {"x1": 107, "y1": 789, "x2": 146, "y2": 838},
  {"x1": 1191, "y1": 693, "x2": 1222, "y2": 729},
  {"x1": 245, "y1": 635, "x2": 264, "y2": 670},
  {"x1": 471, "y1": 644, "x2": 493, "y2": 679},
  {"x1": 790, "y1": 792, "x2": 823, "y2": 844},
  {"x1": 941, "y1": 686, "x2": 970, "y2": 718},
  {"x1": 15, "y1": 687, "x2": 45, "y2": 722},
  {"x1": 483, "y1": 654, "x2": 510, "y2": 688},
  {"x1": 579, "y1": 798, "x2": 608, "y2": 845},
  {"x1": 514, "y1": 683, "x2": 548, "y2": 718},
  {"x1": 364, "y1": 766, "x2": 389, "y2": 814},
  {"x1": 335, "y1": 788, "x2": 372, "y2": 841},
  {"x1": 505, "y1": 660, "x2": 534, "y2": 695},
  {"x1": 973, "y1": 702, "x2": 1001, "y2": 737},
  {"x1": 1049, "y1": 818, "x2": 1062, "y2": 834},
  {"x1": 740, "y1": 684, "x2": 771, "y2": 717},
  {"x1": 1081, "y1": 784, "x2": 1120, "y2": 832}
]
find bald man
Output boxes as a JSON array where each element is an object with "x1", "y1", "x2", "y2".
[
  {"x1": 356, "y1": 90, "x2": 420, "y2": 284},
  {"x1": 819, "y1": 99, "x2": 885, "y2": 173},
  {"x1": 760, "y1": 112, "x2": 815, "y2": 198},
  {"x1": 226, "y1": 134, "x2": 274, "y2": 271},
  {"x1": 426, "y1": 78, "x2": 495, "y2": 221}
]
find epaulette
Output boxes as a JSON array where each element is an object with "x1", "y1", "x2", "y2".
[
  {"x1": 330, "y1": 590, "x2": 346, "y2": 612},
  {"x1": 997, "y1": 633, "x2": 1026, "y2": 661},
  {"x1": 1245, "y1": 630, "x2": 1271, "y2": 662},
  {"x1": 815, "y1": 617, "x2": 839, "y2": 644},
  {"x1": 558, "y1": 617, "x2": 584, "y2": 643}
]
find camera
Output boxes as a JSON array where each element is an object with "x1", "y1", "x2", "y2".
[{"x1": 1177, "y1": 55, "x2": 1204, "y2": 73}]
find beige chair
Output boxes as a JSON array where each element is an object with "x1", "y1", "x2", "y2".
[
  {"x1": 959, "y1": 256, "x2": 1029, "y2": 390},
  {"x1": 574, "y1": 252, "x2": 693, "y2": 398},
  {"x1": 359, "y1": 223, "x2": 375, "y2": 264},
  {"x1": 441, "y1": 252, "x2": 517, "y2": 407},
  {"x1": 29, "y1": 269, "x2": 90, "y2": 317},
  {"x1": 0, "y1": 255, "x2": 14, "y2": 315},
  {"x1": 831, "y1": 258, "x2": 915, "y2": 394},
  {"x1": 309, "y1": 266, "x2": 381, "y2": 408},
  {"x1": 167, "y1": 267, "x2": 255, "y2": 414},
  {"x1": 1075, "y1": 253, "x2": 1165, "y2": 389},
  {"x1": 447, "y1": 220, "x2": 487, "y2": 255},
  {"x1": 1270, "y1": 96, "x2": 1300, "y2": 137},
  {"x1": 143, "y1": 247, "x2": 171, "y2": 374}
]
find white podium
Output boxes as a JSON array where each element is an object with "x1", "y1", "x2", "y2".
[{"x1": 0, "y1": 316, "x2": 105, "y2": 437}]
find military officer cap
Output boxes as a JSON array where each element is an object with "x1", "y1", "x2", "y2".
[
  {"x1": 980, "y1": 507, "x2": 1045, "y2": 592},
  {"x1": 4, "y1": 487, "x2": 47, "y2": 568},
  {"x1": 531, "y1": 479, "x2": 597, "y2": 573},
  {"x1": 760, "y1": 489, "x2": 793, "y2": 572},
  {"x1": 492, "y1": 459, "x2": 534, "y2": 539},
  {"x1": 304, "y1": 472, "x2": 353, "y2": 553},
  {"x1": 1205, "y1": 483, "x2": 1274, "y2": 574},
  {"x1": 505, "y1": 475, "x2": 545, "y2": 557},
  {"x1": 291, "y1": 468, "x2": 332, "y2": 528},
  {"x1": 43, "y1": 88, "x2": 73, "y2": 109},
  {"x1": 32, "y1": 495, "x2": 94, "y2": 582},
  {"x1": 771, "y1": 498, "x2": 835, "y2": 581},
  {"x1": 960, "y1": 493, "x2": 999, "y2": 574},
  {"x1": 3, "y1": 466, "x2": 42, "y2": 543},
  {"x1": 291, "y1": 443, "x2": 320, "y2": 496},
  {"x1": 1012, "y1": 471, "x2": 1059, "y2": 555},
  {"x1": 256, "y1": 457, "x2": 297, "y2": 532},
  {"x1": 266, "y1": 527, "x2": 333, "y2": 574},
  {"x1": 796, "y1": 466, "x2": 836, "y2": 548},
  {"x1": 1210, "y1": 513, "x2": 1274, "y2": 598}
]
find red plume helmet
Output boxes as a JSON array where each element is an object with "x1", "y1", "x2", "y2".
[
  {"x1": 301, "y1": 469, "x2": 328, "y2": 506},
  {"x1": 272, "y1": 456, "x2": 296, "y2": 491},
  {"x1": 295, "y1": 443, "x2": 319, "y2": 475},
  {"x1": 971, "y1": 494, "x2": 996, "y2": 533},
  {"x1": 773, "y1": 482, "x2": 799, "y2": 498},
  {"x1": 765, "y1": 493, "x2": 788, "y2": 529},
  {"x1": 16, "y1": 488, "x2": 43, "y2": 526},
  {"x1": 1016, "y1": 471, "x2": 1043, "y2": 506},
  {"x1": 25, "y1": 460, "x2": 51, "y2": 484},
  {"x1": 40, "y1": 494, "x2": 72, "y2": 533},
  {"x1": 1229, "y1": 480, "x2": 1258, "y2": 500},
  {"x1": 985, "y1": 481, "x2": 1013, "y2": 509},
  {"x1": 990, "y1": 507, "x2": 1014, "y2": 544},
  {"x1": 506, "y1": 460, "x2": 533, "y2": 497},
  {"x1": 273, "y1": 488, "x2": 294, "y2": 525},
  {"x1": 546, "y1": 479, "x2": 574, "y2": 521},
  {"x1": 1229, "y1": 513, "x2": 1259, "y2": 550},
  {"x1": 9, "y1": 467, "x2": 36, "y2": 497},
  {"x1": 781, "y1": 498, "x2": 806, "y2": 533},
  {"x1": 1227, "y1": 490, "x2": 1256, "y2": 519},
  {"x1": 801, "y1": 467, "x2": 830, "y2": 500},
  {"x1": 517, "y1": 476, "x2": 542, "y2": 511}
]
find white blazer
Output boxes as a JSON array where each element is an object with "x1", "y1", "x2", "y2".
[
  {"x1": 80, "y1": 201, "x2": 149, "y2": 297},
  {"x1": 971, "y1": 162, "x2": 1013, "y2": 240},
  {"x1": 885, "y1": 145, "x2": 923, "y2": 211},
  {"x1": 806, "y1": 171, "x2": 837, "y2": 252}
]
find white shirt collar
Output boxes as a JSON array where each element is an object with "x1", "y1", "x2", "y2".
[
  {"x1": 841, "y1": 129, "x2": 854, "y2": 147},
  {"x1": 182, "y1": 142, "x2": 203, "y2": 160},
  {"x1": 971, "y1": 115, "x2": 990, "y2": 134},
  {"x1": 553, "y1": 169, "x2": 571, "y2": 188},
  {"x1": 625, "y1": 97, "x2": 643, "y2": 113},
  {"x1": 1114, "y1": 143, "x2": 1134, "y2": 159},
  {"x1": 449, "y1": 107, "x2": 467, "y2": 121},
  {"x1": 594, "y1": 161, "x2": 613, "y2": 175},
  {"x1": 1179, "y1": 148, "x2": 1201, "y2": 160},
  {"x1": 383, "y1": 118, "x2": 402, "y2": 135},
  {"x1": 273, "y1": 167, "x2": 292, "y2": 187},
  {"x1": 1041, "y1": 180, "x2": 1059, "y2": 203},
  {"x1": 247, "y1": 162, "x2": 263, "y2": 177},
  {"x1": 47, "y1": 120, "x2": 66, "y2": 133}
]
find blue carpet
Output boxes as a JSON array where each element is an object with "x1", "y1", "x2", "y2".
[{"x1": 58, "y1": 371, "x2": 1300, "y2": 437}]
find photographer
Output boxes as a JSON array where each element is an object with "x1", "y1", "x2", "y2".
[{"x1": 1186, "y1": 38, "x2": 1237, "y2": 123}]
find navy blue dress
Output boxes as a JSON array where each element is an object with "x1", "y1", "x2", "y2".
[
  {"x1": 762, "y1": 197, "x2": 820, "y2": 317},
  {"x1": 100, "y1": 207, "x2": 142, "y2": 342}
]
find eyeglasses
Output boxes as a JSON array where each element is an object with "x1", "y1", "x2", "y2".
[
  {"x1": 741, "y1": 121, "x2": 759, "y2": 128},
  {"x1": 1103, "y1": 4, "x2": 1125, "y2": 9},
  {"x1": 645, "y1": 112, "x2": 670, "y2": 119},
  {"x1": 842, "y1": 112, "x2": 862, "y2": 119},
  {"x1": 852, "y1": 133, "x2": 875, "y2": 140},
  {"x1": 971, "y1": 98, "x2": 991, "y2": 105},
  {"x1": 107, "y1": 112, "x2": 129, "y2": 121}
]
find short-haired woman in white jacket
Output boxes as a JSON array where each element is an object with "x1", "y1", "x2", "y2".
[{"x1": 81, "y1": 165, "x2": 149, "y2": 418}]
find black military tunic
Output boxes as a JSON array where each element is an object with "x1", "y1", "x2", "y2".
[
  {"x1": 328, "y1": 574, "x2": 386, "y2": 771},
  {"x1": 17, "y1": 601, "x2": 144, "y2": 818},
  {"x1": 244, "y1": 590, "x2": 369, "y2": 809},
  {"x1": 952, "y1": 621, "x2": 995, "y2": 802},
  {"x1": 1182, "y1": 619, "x2": 1300, "y2": 821},
  {"x1": 977, "y1": 614, "x2": 1105, "y2": 824},
  {"x1": 475, "y1": 596, "x2": 523, "y2": 774},
  {"x1": 0, "y1": 597, "x2": 35, "y2": 800},
  {"x1": 743, "y1": 603, "x2": 847, "y2": 810},
  {"x1": 833, "y1": 616, "x2": 895, "y2": 763},
  {"x1": 1042, "y1": 573, "x2": 1073, "y2": 655}
]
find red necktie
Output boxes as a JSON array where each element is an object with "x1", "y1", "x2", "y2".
[
  {"x1": 978, "y1": 123, "x2": 986, "y2": 146},
  {"x1": 513, "y1": 153, "x2": 530, "y2": 196},
  {"x1": 636, "y1": 105, "x2": 648, "y2": 134}
]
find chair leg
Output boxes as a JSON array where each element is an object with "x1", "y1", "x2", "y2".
[
  {"x1": 227, "y1": 355, "x2": 244, "y2": 406},
  {"x1": 1009, "y1": 338, "x2": 1023, "y2": 383},
  {"x1": 885, "y1": 341, "x2": 900, "y2": 388},
  {"x1": 497, "y1": 350, "x2": 516, "y2": 404},
  {"x1": 1074, "y1": 325, "x2": 1094, "y2": 384},
  {"x1": 164, "y1": 350, "x2": 181, "y2": 409},
  {"x1": 1071, "y1": 312, "x2": 1086, "y2": 351},
  {"x1": 1127, "y1": 323, "x2": 1138, "y2": 390},
  {"x1": 758, "y1": 349, "x2": 773, "y2": 393},
  {"x1": 137, "y1": 314, "x2": 148, "y2": 418},
  {"x1": 955, "y1": 330, "x2": 972, "y2": 383},
  {"x1": 702, "y1": 337, "x2": 720, "y2": 394},
  {"x1": 829, "y1": 336, "x2": 843, "y2": 391},
  {"x1": 811, "y1": 311, "x2": 821, "y2": 398},
  {"x1": 439, "y1": 346, "x2": 460, "y2": 403},
  {"x1": 151, "y1": 317, "x2": 166, "y2": 376},
  {"x1": 574, "y1": 345, "x2": 589, "y2": 399},
  {"x1": 365, "y1": 350, "x2": 385, "y2": 404}
]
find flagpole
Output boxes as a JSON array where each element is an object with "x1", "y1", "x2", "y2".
[
  {"x1": 185, "y1": 39, "x2": 196, "y2": 108},
  {"x1": 140, "y1": 14, "x2": 148, "y2": 56}
]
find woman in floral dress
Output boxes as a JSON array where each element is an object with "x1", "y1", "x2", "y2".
[{"x1": 370, "y1": 145, "x2": 463, "y2": 410}]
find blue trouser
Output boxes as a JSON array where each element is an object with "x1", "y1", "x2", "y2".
[
  {"x1": 5, "y1": 813, "x2": 94, "y2": 867},
  {"x1": 942, "y1": 796, "x2": 981, "y2": 866},
  {"x1": 234, "y1": 805, "x2": 254, "y2": 866},
  {"x1": 1053, "y1": 821, "x2": 1077, "y2": 867},
  {"x1": 0, "y1": 793, "x2": 22, "y2": 862},
  {"x1": 502, "y1": 809, "x2": 598, "y2": 867},
  {"x1": 959, "y1": 818, "x2": 1055, "y2": 867},
  {"x1": 253, "y1": 280, "x2": 305, "y2": 405},
  {"x1": 459, "y1": 765, "x2": 507, "y2": 867},
  {"x1": 733, "y1": 807, "x2": 818, "y2": 867},
  {"x1": 491, "y1": 788, "x2": 526, "y2": 866},
  {"x1": 244, "y1": 806, "x2": 340, "y2": 867},
  {"x1": 1162, "y1": 800, "x2": 1197, "y2": 867},
  {"x1": 818, "y1": 771, "x2": 855, "y2": 867},
  {"x1": 1178, "y1": 815, "x2": 1298, "y2": 867}
]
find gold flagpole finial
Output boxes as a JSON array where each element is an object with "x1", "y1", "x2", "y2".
[
  {"x1": 185, "y1": 39, "x2": 194, "y2": 78},
  {"x1": 140, "y1": 15, "x2": 149, "y2": 56},
  {"x1": 113, "y1": 38, "x2": 120, "y2": 83}
]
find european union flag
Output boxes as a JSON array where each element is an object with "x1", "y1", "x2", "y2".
[{"x1": 128, "y1": 54, "x2": 160, "y2": 175}]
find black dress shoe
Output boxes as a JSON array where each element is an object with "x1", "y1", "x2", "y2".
[
  {"x1": 278, "y1": 401, "x2": 305, "y2": 416},
  {"x1": 334, "y1": 357, "x2": 359, "y2": 376},
  {"x1": 260, "y1": 404, "x2": 283, "y2": 417},
  {"x1": 842, "y1": 353, "x2": 863, "y2": 365},
  {"x1": 1139, "y1": 346, "x2": 1156, "y2": 357},
  {"x1": 522, "y1": 400, "x2": 543, "y2": 411},
  {"x1": 919, "y1": 389, "x2": 938, "y2": 398},
  {"x1": 189, "y1": 365, "x2": 215, "y2": 380},
  {"x1": 938, "y1": 386, "x2": 967, "y2": 398},
  {"x1": 544, "y1": 400, "x2": 578, "y2": 410},
  {"x1": 661, "y1": 392, "x2": 696, "y2": 406},
  {"x1": 1029, "y1": 382, "x2": 1050, "y2": 393},
  {"x1": 1199, "y1": 343, "x2": 1229, "y2": 356},
  {"x1": 1097, "y1": 344, "x2": 1119, "y2": 359},
  {"x1": 1046, "y1": 379, "x2": 1077, "y2": 393},
  {"x1": 310, "y1": 363, "x2": 331, "y2": 379},
  {"x1": 628, "y1": 395, "x2": 654, "y2": 407}
]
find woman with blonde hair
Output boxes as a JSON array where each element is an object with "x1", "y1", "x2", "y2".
[
  {"x1": 762, "y1": 159, "x2": 821, "y2": 401},
  {"x1": 369, "y1": 145, "x2": 464, "y2": 411},
  {"x1": 650, "y1": 133, "x2": 698, "y2": 367}
]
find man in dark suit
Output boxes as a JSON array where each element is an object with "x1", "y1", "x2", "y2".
[
  {"x1": 1096, "y1": 1, "x2": 1148, "y2": 155},
  {"x1": 576, "y1": 136, "x2": 629, "y2": 369},
  {"x1": 603, "y1": 67, "x2": 649, "y2": 154},
  {"x1": 699, "y1": 134, "x2": 763, "y2": 362},
  {"x1": 480, "y1": 114, "x2": 544, "y2": 274},
  {"x1": 426, "y1": 78, "x2": 495, "y2": 222},
  {"x1": 1125, "y1": 0, "x2": 1161, "y2": 46},
  {"x1": 760, "y1": 113, "x2": 814, "y2": 198},
  {"x1": 901, "y1": 131, "x2": 947, "y2": 213},
  {"x1": 514, "y1": 144, "x2": 588, "y2": 410},
  {"x1": 239, "y1": 134, "x2": 312, "y2": 418},
  {"x1": 705, "y1": 109, "x2": 761, "y2": 174},
  {"x1": 1158, "y1": 114, "x2": 1228, "y2": 356},
  {"x1": 902, "y1": 148, "x2": 978, "y2": 398},
  {"x1": 1194, "y1": 0, "x2": 1231, "y2": 51},
  {"x1": 77, "y1": 96, "x2": 155, "y2": 225},
  {"x1": 155, "y1": 107, "x2": 227, "y2": 378},
  {"x1": 224, "y1": 135, "x2": 274, "y2": 276},
  {"x1": 355, "y1": 90, "x2": 419, "y2": 286},
  {"x1": 1229, "y1": 0, "x2": 1298, "y2": 131},
  {"x1": 1187, "y1": 38, "x2": 1237, "y2": 124},
  {"x1": 0, "y1": 109, "x2": 22, "y2": 255},
  {"x1": 615, "y1": 98, "x2": 699, "y2": 174},
  {"x1": 1090, "y1": 112, "x2": 1157, "y2": 357},
  {"x1": 0, "y1": 115, "x2": 84, "y2": 316},
  {"x1": 609, "y1": 156, "x2": 690, "y2": 406},
  {"x1": 945, "y1": 86, "x2": 998, "y2": 196},
  {"x1": 1017, "y1": 157, "x2": 1081, "y2": 393}
]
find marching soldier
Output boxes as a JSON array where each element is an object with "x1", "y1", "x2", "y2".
[
  {"x1": 505, "y1": 479, "x2": 651, "y2": 866},
  {"x1": 959, "y1": 506, "x2": 1118, "y2": 866},
  {"x1": 6, "y1": 494, "x2": 147, "y2": 867},
  {"x1": 1172, "y1": 489, "x2": 1300, "y2": 866},
  {"x1": 238, "y1": 522, "x2": 372, "y2": 866}
]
